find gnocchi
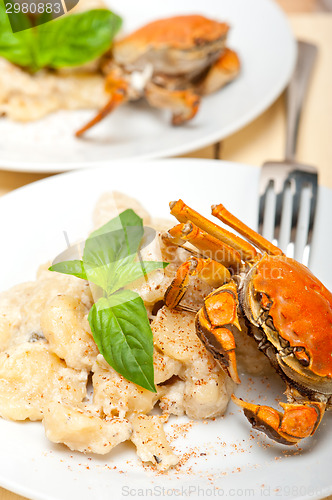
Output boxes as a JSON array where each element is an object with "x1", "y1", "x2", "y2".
[
  {"x1": 41, "y1": 295, "x2": 99, "y2": 371},
  {"x1": 0, "y1": 342, "x2": 87, "y2": 421},
  {"x1": 43, "y1": 402, "x2": 132, "y2": 454},
  {"x1": 0, "y1": 192, "x2": 240, "y2": 471}
]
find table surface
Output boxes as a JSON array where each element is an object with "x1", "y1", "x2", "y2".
[{"x1": 1, "y1": 1, "x2": 332, "y2": 499}]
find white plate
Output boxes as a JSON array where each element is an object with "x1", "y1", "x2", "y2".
[
  {"x1": 0, "y1": 159, "x2": 331, "y2": 500},
  {"x1": 0, "y1": 0, "x2": 296, "y2": 173}
]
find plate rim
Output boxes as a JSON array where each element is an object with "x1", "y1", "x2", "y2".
[{"x1": 0, "y1": 157, "x2": 258, "y2": 202}]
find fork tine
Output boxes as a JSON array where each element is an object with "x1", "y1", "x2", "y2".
[
  {"x1": 293, "y1": 173, "x2": 318, "y2": 263},
  {"x1": 258, "y1": 163, "x2": 291, "y2": 238},
  {"x1": 259, "y1": 180, "x2": 275, "y2": 240},
  {"x1": 259, "y1": 163, "x2": 294, "y2": 246},
  {"x1": 294, "y1": 184, "x2": 312, "y2": 263},
  {"x1": 273, "y1": 188, "x2": 283, "y2": 243},
  {"x1": 277, "y1": 181, "x2": 293, "y2": 253},
  {"x1": 307, "y1": 174, "x2": 318, "y2": 245},
  {"x1": 289, "y1": 168, "x2": 318, "y2": 239},
  {"x1": 259, "y1": 164, "x2": 318, "y2": 262},
  {"x1": 258, "y1": 183, "x2": 267, "y2": 236}
]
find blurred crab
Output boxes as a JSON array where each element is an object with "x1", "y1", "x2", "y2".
[
  {"x1": 76, "y1": 15, "x2": 240, "y2": 136},
  {"x1": 163, "y1": 200, "x2": 332, "y2": 446}
]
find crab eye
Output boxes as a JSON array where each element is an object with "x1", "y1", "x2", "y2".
[{"x1": 293, "y1": 346, "x2": 310, "y2": 367}]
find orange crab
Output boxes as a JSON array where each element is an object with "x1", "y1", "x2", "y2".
[
  {"x1": 76, "y1": 15, "x2": 240, "y2": 136},
  {"x1": 163, "y1": 200, "x2": 332, "y2": 445}
]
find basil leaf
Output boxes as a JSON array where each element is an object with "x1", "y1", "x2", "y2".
[
  {"x1": 49, "y1": 260, "x2": 87, "y2": 280},
  {"x1": 83, "y1": 209, "x2": 145, "y2": 291},
  {"x1": 49, "y1": 210, "x2": 167, "y2": 293},
  {"x1": 49, "y1": 210, "x2": 168, "y2": 392},
  {"x1": 50, "y1": 257, "x2": 168, "y2": 295},
  {"x1": 89, "y1": 290, "x2": 156, "y2": 393},
  {"x1": 0, "y1": 0, "x2": 36, "y2": 68},
  {"x1": 0, "y1": 3, "x2": 121, "y2": 71},
  {"x1": 36, "y1": 9, "x2": 122, "y2": 69},
  {"x1": 114, "y1": 260, "x2": 169, "y2": 292},
  {"x1": 87, "y1": 209, "x2": 144, "y2": 259}
]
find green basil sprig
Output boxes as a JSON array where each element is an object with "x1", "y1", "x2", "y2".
[
  {"x1": 0, "y1": 0, "x2": 122, "y2": 71},
  {"x1": 50, "y1": 210, "x2": 168, "y2": 393}
]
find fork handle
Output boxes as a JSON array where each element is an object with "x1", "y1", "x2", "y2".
[{"x1": 285, "y1": 40, "x2": 318, "y2": 161}]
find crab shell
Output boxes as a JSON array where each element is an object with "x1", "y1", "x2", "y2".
[
  {"x1": 241, "y1": 254, "x2": 332, "y2": 399},
  {"x1": 113, "y1": 15, "x2": 230, "y2": 76}
]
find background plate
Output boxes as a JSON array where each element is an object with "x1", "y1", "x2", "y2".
[
  {"x1": 0, "y1": 0, "x2": 296, "y2": 172},
  {"x1": 0, "y1": 160, "x2": 331, "y2": 500}
]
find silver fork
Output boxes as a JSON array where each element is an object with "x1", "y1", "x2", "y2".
[{"x1": 258, "y1": 40, "x2": 318, "y2": 265}]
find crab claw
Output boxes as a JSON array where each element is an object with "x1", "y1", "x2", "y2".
[
  {"x1": 194, "y1": 282, "x2": 242, "y2": 385},
  {"x1": 198, "y1": 48, "x2": 241, "y2": 96},
  {"x1": 232, "y1": 395, "x2": 325, "y2": 445},
  {"x1": 144, "y1": 83, "x2": 200, "y2": 125}
]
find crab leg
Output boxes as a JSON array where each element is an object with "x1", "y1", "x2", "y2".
[
  {"x1": 170, "y1": 200, "x2": 257, "y2": 262},
  {"x1": 76, "y1": 75, "x2": 129, "y2": 137},
  {"x1": 232, "y1": 395, "x2": 326, "y2": 445},
  {"x1": 212, "y1": 204, "x2": 283, "y2": 256},
  {"x1": 145, "y1": 83, "x2": 200, "y2": 125},
  {"x1": 196, "y1": 281, "x2": 241, "y2": 383},
  {"x1": 198, "y1": 48, "x2": 241, "y2": 96},
  {"x1": 169, "y1": 223, "x2": 243, "y2": 270},
  {"x1": 165, "y1": 256, "x2": 230, "y2": 309}
]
